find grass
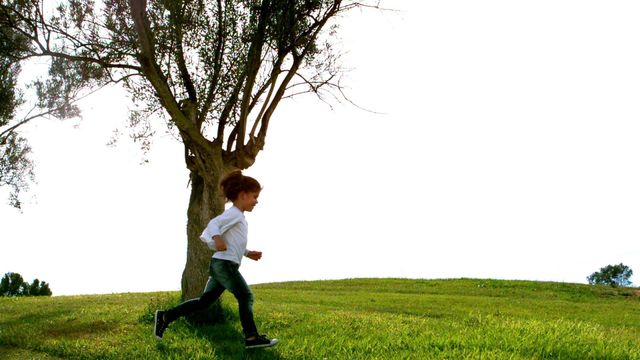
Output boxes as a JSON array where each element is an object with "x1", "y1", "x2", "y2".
[{"x1": 0, "y1": 278, "x2": 639, "y2": 359}]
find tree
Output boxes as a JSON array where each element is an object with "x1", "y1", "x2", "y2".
[
  {"x1": 0, "y1": 272, "x2": 25, "y2": 296},
  {"x1": 0, "y1": 272, "x2": 52, "y2": 296},
  {"x1": 27, "y1": 278, "x2": 52, "y2": 296},
  {"x1": 0, "y1": 0, "x2": 377, "y2": 308},
  {"x1": 27, "y1": 278, "x2": 40, "y2": 295},
  {"x1": 0, "y1": 9, "x2": 34, "y2": 209},
  {"x1": 587, "y1": 263, "x2": 633, "y2": 288}
]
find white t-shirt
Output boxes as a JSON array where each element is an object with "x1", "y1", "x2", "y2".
[{"x1": 200, "y1": 206, "x2": 249, "y2": 265}]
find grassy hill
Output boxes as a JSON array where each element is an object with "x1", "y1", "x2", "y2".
[{"x1": 0, "y1": 278, "x2": 639, "y2": 359}]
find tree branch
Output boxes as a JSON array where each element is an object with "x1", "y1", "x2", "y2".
[
  {"x1": 128, "y1": 0, "x2": 209, "y2": 153},
  {"x1": 1, "y1": 3, "x2": 141, "y2": 72},
  {"x1": 0, "y1": 81, "x2": 114, "y2": 140},
  {"x1": 199, "y1": 0, "x2": 225, "y2": 127},
  {"x1": 169, "y1": 3, "x2": 197, "y2": 103},
  {"x1": 216, "y1": 70, "x2": 246, "y2": 142},
  {"x1": 249, "y1": 56, "x2": 285, "y2": 140},
  {"x1": 249, "y1": 1, "x2": 341, "y2": 155},
  {"x1": 32, "y1": 49, "x2": 141, "y2": 72},
  {"x1": 235, "y1": 0, "x2": 271, "y2": 166}
]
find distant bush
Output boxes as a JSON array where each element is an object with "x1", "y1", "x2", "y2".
[
  {"x1": 587, "y1": 263, "x2": 633, "y2": 288},
  {"x1": 0, "y1": 272, "x2": 52, "y2": 297}
]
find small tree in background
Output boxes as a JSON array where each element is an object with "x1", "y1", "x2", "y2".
[
  {"x1": 0, "y1": 272, "x2": 52, "y2": 296},
  {"x1": 27, "y1": 278, "x2": 52, "y2": 296},
  {"x1": 587, "y1": 263, "x2": 633, "y2": 288},
  {"x1": 0, "y1": 272, "x2": 24, "y2": 296}
]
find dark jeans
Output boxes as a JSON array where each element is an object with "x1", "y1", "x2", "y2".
[{"x1": 165, "y1": 258, "x2": 259, "y2": 338}]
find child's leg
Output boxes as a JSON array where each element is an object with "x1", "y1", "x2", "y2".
[
  {"x1": 212, "y1": 259, "x2": 259, "y2": 338},
  {"x1": 229, "y1": 276, "x2": 258, "y2": 339},
  {"x1": 155, "y1": 260, "x2": 226, "y2": 339},
  {"x1": 164, "y1": 278, "x2": 225, "y2": 323}
]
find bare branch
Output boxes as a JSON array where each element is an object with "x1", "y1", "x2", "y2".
[
  {"x1": 340, "y1": 1, "x2": 395, "y2": 12},
  {"x1": 0, "y1": 81, "x2": 116, "y2": 140}
]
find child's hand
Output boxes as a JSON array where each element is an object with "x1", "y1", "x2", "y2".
[
  {"x1": 213, "y1": 235, "x2": 227, "y2": 251},
  {"x1": 247, "y1": 251, "x2": 262, "y2": 261}
]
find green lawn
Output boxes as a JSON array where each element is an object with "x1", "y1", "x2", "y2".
[{"x1": 0, "y1": 278, "x2": 638, "y2": 359}]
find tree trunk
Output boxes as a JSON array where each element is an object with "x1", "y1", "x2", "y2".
[{"x1": 180, "y1": 167, "x2": 226, "y2": 323}]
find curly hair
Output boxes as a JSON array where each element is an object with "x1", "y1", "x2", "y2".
[{"x1": 220, "y1": 170, "x2": 262, "y2": 202}]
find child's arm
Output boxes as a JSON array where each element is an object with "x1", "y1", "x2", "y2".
[
  {"x1": 200, "y1": 208, "x2": 242, "y2": 250},
  {"x1": 213, "y1": 235, "x2": 227, "y2": 251}
]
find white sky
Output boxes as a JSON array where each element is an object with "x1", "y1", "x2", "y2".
[{"x1": 1, "y1": 1, "x2": 639, "y2": 295}]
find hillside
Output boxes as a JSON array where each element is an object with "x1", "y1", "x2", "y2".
[{"x1": 0, "y1": 278, "x2": 639, "y2": 359}]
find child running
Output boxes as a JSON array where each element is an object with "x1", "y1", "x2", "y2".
[{"x1": 154, "y1": 170, "x2": 278, "y2": 349}]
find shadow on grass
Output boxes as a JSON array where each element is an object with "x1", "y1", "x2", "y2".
[
  {"x1": 154, "y1": 303, "x2": 282, "y2": 360},
  {"x1": 0, "y1": 346, "x2": 65, "y2": 360},
  {"x1": 154, "y1": 322, "x2": 282, "y2": 359},
  {"x1": 1, "y1": 309, "x2": 121, "y2": 340}
]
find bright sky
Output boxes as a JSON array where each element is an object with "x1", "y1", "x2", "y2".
[{"x1": 1, "y1": 1, "x2": 639, "y2": 296}]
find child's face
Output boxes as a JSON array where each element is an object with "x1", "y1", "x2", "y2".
[{"x1": 236, "y1": 191, "x2": 260, "y2": 212}]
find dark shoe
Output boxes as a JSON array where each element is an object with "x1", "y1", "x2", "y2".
[
  {"x1": 245, "y1": 334, "x2": 279, "y2": 349},
  {"x1": 154, "y1": 310, "x2": 168, "y2": 340}
]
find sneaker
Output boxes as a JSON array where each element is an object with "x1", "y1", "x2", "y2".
[
  {"x1": 245, "y1": 334, "x2": 279, "y2": 349},
  {"x1": 154, "y1": 310, "x2": 168, "y2": 340}
]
